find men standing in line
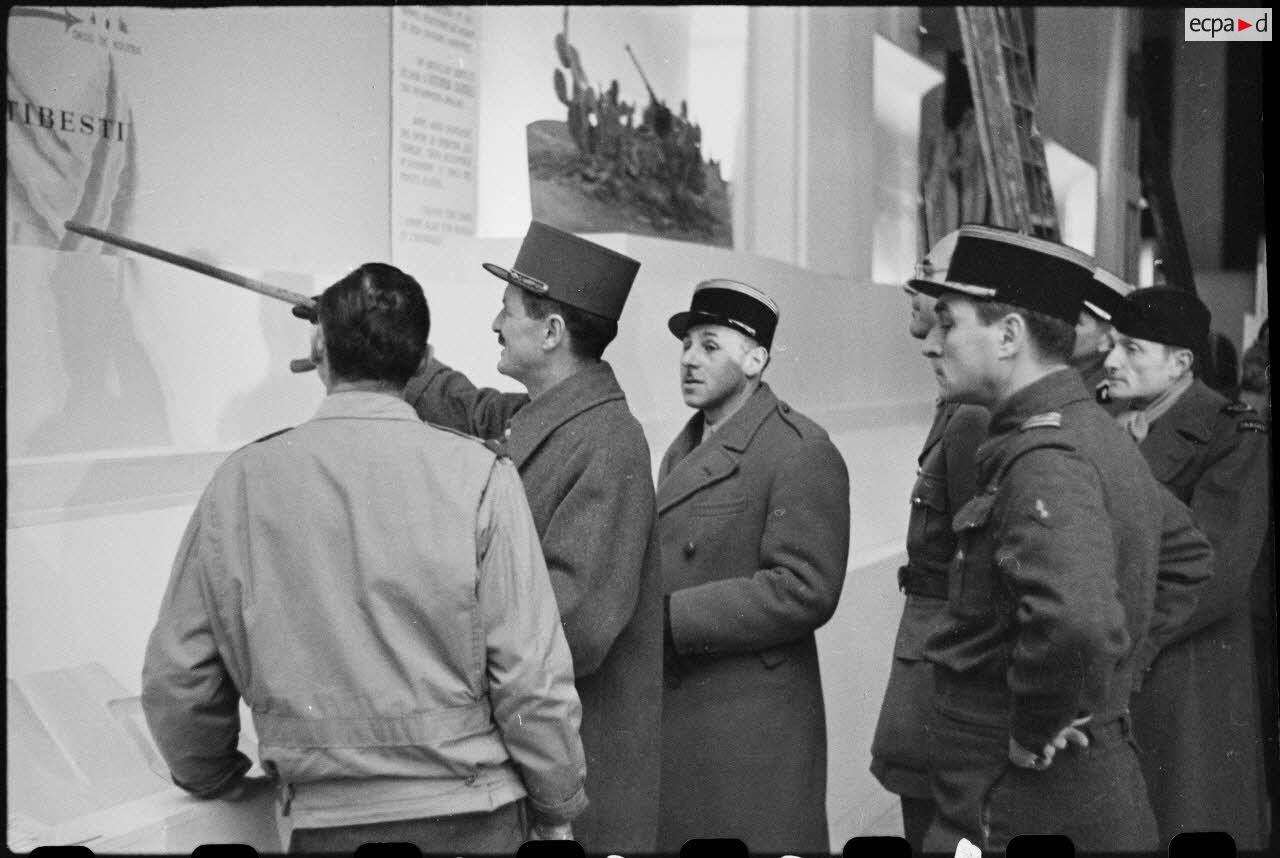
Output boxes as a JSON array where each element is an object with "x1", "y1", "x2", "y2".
[
  {"x1": 656, "y1": 280, "x2": 849, "y2": 853},
  {"x1": 403, "y1": 222, "x2": 661, "y2": 853},
  {"x1": 911, "y1": 226, "x2": 1214, "y2": 853},
  {"x1": 143, "y1": 263, "x2": 586, "y2": 852},
  {"x1": 870, "y1": 247, "x2": 988, "y2": 853},
  {"x1": 1071, "y1": 265, "x2": 1132, "y2": 407},
  {"x1": 1105, "y1": 286, "x2": 1271, "y2": 850}
]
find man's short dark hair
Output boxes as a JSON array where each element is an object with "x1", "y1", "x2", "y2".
[
  {"x1": 318, "y1": 262, "x2": 429, "y2": 386},
  {"x1": 519, "y1": 290, "x2": 618, "y2": 360},
  {"x1": 975, "y1": 300, "x2": 1076, "y2": 364}
]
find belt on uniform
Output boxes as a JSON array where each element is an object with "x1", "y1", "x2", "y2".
[
  {"x1": 1080, "y1": 713, "x2": 1135, "y2": 747},
  {"x1": 898, "y1": 564, "x2": 948, "y2": 600},
  {"x1": 934, "y1": 667, "x2": 1135, "y2": 746}
]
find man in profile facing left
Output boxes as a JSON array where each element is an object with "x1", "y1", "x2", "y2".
[
  {"x1": 142, "y1": 262, "x2": 586, "y2": 852},
  {"x1": 911, "y1": 226, "x2": 1212, "y2": 853},
  {"x1": 404, "y1": 222, "x2": 661, "y2": 853}
]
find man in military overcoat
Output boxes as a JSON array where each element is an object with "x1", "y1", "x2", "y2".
[
  {"x1": 656, "y1": 279, "x2": 850, "y2": 853},
  {"x1": 911, "y1": 225, "x2": 1213, "y2": 853},
  {"x1": 403, "y1": 222, "x2": 661, "y2": 853},
  {"x1": 869, "y1": 250, "x2": 987, "y2": 852},
  {"x1": 1105, "y1": 286, "x2": 1271, "y2": 850}
]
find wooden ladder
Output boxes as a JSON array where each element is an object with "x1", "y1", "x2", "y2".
[{"x1": 955, "y1": 7, "x2": 1060, "y2": 240}]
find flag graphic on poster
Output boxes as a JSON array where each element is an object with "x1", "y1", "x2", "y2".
[{"x1": 7, "y1": 6, "x2": 141, "y2": 250}]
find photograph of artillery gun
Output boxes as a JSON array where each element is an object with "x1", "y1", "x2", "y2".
[{"x1": 526, "y1": 7, "x2": 732, "y2": 247}]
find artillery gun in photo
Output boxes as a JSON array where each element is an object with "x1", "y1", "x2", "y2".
[{"x1": 538, "y1": 7, "x2": 728, "y2": 242}]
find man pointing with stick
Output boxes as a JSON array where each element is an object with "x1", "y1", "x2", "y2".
[{"x1": 404, "y1": 222, "x2": 662, "y2": 853}]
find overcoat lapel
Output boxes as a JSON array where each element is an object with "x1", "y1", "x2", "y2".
[
  {"x1": 656, "y1": 384, "x2": 778, "y2": 514},
  {"x1": 918, "y1": 400, "x2": 950, "y2": 464},
  {"x1": 503, "y1": 361, "x2": 626, "y2": 468},
  {"x1": 1140, "y1": 380, "x2": 1215, "y2": 484}
]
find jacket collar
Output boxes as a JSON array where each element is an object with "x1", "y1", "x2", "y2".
[
  {"x1": 920, "y1": 399, "x2": 954, "y2": 459},
  {"x1": 313, "y1": 390, "x2": 422, "y2": 422},
  {"x1": 504, "y1": 361, "x2": 627, "y2": 467},
  {"x1": 1148, "y1": 377, "x2": 1218, "y2": 443},
  {"x1": 988, "y1": 367, "x2": 1091, "y2": 436},
  {"x1": 656, "y1": 383, "x2": 778, "y2": 513}
]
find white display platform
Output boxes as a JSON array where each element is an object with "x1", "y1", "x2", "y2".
[{"x1": 6, "y1": 663, "x2": 278, "y2": 852}]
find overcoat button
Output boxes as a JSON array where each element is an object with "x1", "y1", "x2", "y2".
[{"x1": 683, "y1": 541, "x2": 696, "y2": 558}]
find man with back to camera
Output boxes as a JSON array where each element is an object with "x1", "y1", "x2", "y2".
[
  {"x1": 909, "y1": 225, "x2": 1213, "y2": 853},
  {"x1": 655, "y1": 279, "x2": 849, "y2": 853},
  {"x1": 1104, "y1": 286, "x2": 1271, "y2": 850},
  {"x1": 142, "y1": 262, "x2": 586, "y2": 852},
  {"x1": 403, "y1": 221, "x2": 661, "y2": 853},
  {"x1": 869, "y1": 238, "x2": 988, "y2": 853}
]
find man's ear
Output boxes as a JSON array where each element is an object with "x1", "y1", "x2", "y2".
[
  {"x1": 997, "y1": 311, "x2": 1027, "y2": 357},
  {"x1": 742, "y1": 345, "x2": 769, "y2": 379},
  {"x1": 1171, "y1": 346, "x2": 1195, "y2": 379},
  {"x1": 310, "y1": 325, "x2": 327, "y2": 366},
  {"x1": 542, "y1": 313, "x2": 567, "y2": 352}
]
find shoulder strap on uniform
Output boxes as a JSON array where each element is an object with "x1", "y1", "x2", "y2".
[
  {"x1": 227, "y1": 426, "x2": 294, "y2": 457},
  {"x1": 423, "y1": 419, "x2": 507, "y2": 459},
  {"x1": 1019, "y1": 411, "x2": 1062, "y2": 431},
  {"x1": 983, "y1": 412, "x2": 1075, "y2": 493},
  {"x1": 251, "y1": 426, "x2": 293, "y2": 444}
]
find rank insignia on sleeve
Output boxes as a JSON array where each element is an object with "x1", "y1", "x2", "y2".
[
  {"x1": 1238, "y1": 419, "x2": 1268, "y2": 434},
  {"x1": 1019, "y1": 411, "x2": 1062, "y2": 431}
]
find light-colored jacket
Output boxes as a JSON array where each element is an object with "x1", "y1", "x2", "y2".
[{"x1": 141, "y1": 392, "x2": 586, "y2": 830}]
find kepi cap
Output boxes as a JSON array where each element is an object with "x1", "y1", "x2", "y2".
[
  {"x1": 1080, "y1": 266, "x2": 1134, "y2": 321},
  {"x1": 668, "y1": 279, "x2": 780, "y2": 349},
  {"x1": 482, "y1": 221, "x2": 640, "y2": 321},
  {"x1": 1113, "y1": 286, "x2": 1211, "y2": 353},
  {"x1": 909, "y1": 224, "x2": 1096, "y2": 324}
]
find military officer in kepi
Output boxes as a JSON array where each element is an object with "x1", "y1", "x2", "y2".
[
  {"x1": 869, "y1": 237, "x2": 988, "y2": 853},
  {"x1": 655, "y1": 279, "x2": 850, "y2": 853},
  {"x1": 1105, "y1": 286, "x2": 1272, "y2": 850},
  {"x1": 910, "y1": 225, "x2": 1214, "y2": 853},
  {"x1": 1072, "y1": 265, "x2": 1133, "y2": 409},
  {"x1": 403, "y1": 222, "x2": 662, "y2": 853}
]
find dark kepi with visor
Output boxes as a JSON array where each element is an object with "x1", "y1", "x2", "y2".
[
  {"x1": 482, "y1": 220, "x2": 641, "y2": 321},
  {"x1": 1082, "y1": 266, "x2": 1134, "y2": 322},
  {"x1": 668, "y1": 278, "x2": 780, "y2": 349},
  {"x1": 909, "y1": 224, "x2": 1096, "y2": 324}
]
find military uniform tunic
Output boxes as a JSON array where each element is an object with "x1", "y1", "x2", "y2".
[
  {"x1": 922, "y1": 369, "x2": 1213, "y2": 853},
  {"x1": 1128, "y1": 378, "x2": 1271, "y2": 850},
  {"x1": 870, "y1": 401, "x2": 987, "y2": 798}
]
